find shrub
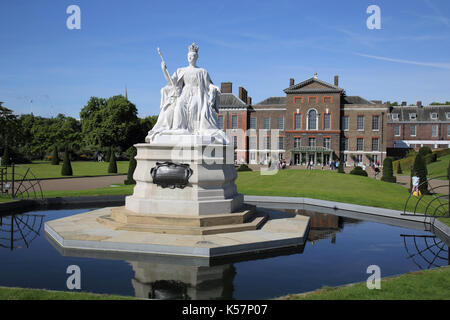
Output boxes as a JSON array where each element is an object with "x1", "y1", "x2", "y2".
[
  {"x1": 124, "y1": 147, "x2": 137, "y2": 185},
  {"x1": 237, "y1": 164, "x2": 252, "y2": 172},
  {"x1": 61, "y1": 149, "x2": 73, "y2": 176},
  {"x1": 51, "y1": 146, "x2": 59, "y2": 165},
  {"x1": 424, "y1": 153, "x2": 437, "y2": 164},
  {"x1": 338, "y1": 161, "x2": 345, "y2": 174},
  {"x1": 418, "y1": 146, "x2": 432, "y2": 157},
  {"x1": 350, "y1": 166, "x2": 368, "y2": 177},
  {"x1": 435, "y1": 148, "x2": 450, "y2": 158},
  {"x1": 412, "y1": 154, "x2": 428, "y2": 195},
  {"x1": 396, "y1": 161, "x2": 403, "y2": 174},
  {"x1": 381, "y1": 157, "x2": 397, "y2": 183},
  {"x1": 108, "y1": 146, "x2": 118, "y2": 174}
]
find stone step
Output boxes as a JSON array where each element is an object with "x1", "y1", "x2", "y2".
[
  {"x1": 97, "y1": 213, "x2": 268, "y2": 236},
  {"x1": 110, "y1": 205, "x2": 256, "y2": 227}
]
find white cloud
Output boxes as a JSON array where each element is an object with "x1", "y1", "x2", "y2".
[{"x1": 354, "y1": 53, "x2": 450, "y2": 70}]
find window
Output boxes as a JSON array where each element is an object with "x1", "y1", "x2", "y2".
[
  {"x1": 372, "y1": 115, "x2": 379, "y2": 131},
  {"x1": 373, "y1": 155, "x2": 378, "y2": 164},
  {"x1": 342, "y1": 116, "x2": 349, "y2": 131},
  {"x1": 249, "y1": 136, "x2": 257, "y2": 149},
  {"x1": 431, "y1": 113, "x2": 438, "y2": 120},
  {"x1": 409, "y1": 113, "x2": 417, "y2": 120},
  {"x1": 391, "y1": 113, "x2": 399, "y2": 120},
  {"x1": 410, "y1": 125, "x2": 416, "y2": 137},
  {"x1": 278, "y1": 137, "x2": 284, "y2": 150},
  {"x1": 232, "y1": 115, "x2": 238, "y2": 129},
  {"x1": 308, "y1": 97, "x2": 317, "y2": 103},
  {"x1": 324, "y1": 114, "x2": 331, "y2": 130},
  {"x1": 357, "y1": 138, "x2": 364, "y2": 151},
  {"x1": 309, "y1": 138, "x2": 316, "y2": 147},
  {"x1": 372, "y1": 138, "x2": 379, "y2": 151},
  {"x1": 323, "y1": 137, "x2": 331, "y2": 149},
  {"x1": 447, "y1": 125, "x2": 450, "y2": 136},
  {"x1": 432, "y1": 125, "x2": 438, "y2": 137},
  {"x1": 249, "y1": 117, "x2": 257, "y2": 129},
  {"x1": 356, "y1": 154, "x2": 363, "y2": 163},
  {"x1": 264, "y1": 117, "x2": 270, "y2": 129},
  {"x1": 263, "y1": 137, "x2": 270, "y2": 149},
  {"x1": 217, "y1": 115, "x2": 224, "y2": 129},
  {"x1": 278, "y1": 117, "x2": 284, "y2": 130},
  {"x1": 341, "y1": 137, "x2": 349, "y2": 151},
  {"x1": 446, "y1": 113, "x2": 450, "y2": 120},
  {"x1": 294, "y1": 138, "x2": 301, "y2": 148},
  {"x1": 357, "y1": 116, "x2": 364, "y2": 131},
  {"x1": 233, "y1": 136, "x2": 237, "y2": 149},
  {"x1": 294, "y1": 113, "x2": 301, "y2": 129},
  {"x1": 394, "y1": 126, "x2": 401, "y2": 136},
  {"x1": 308, "y1": 110, "x2": 317, "y2": 130}
]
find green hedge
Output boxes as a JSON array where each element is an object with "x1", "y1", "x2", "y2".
[{"x1": 350, "y1": 166, "x2": 368, "y2": 177}]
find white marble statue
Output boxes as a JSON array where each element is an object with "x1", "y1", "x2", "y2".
[{"x1": 146, "y1": 43, "x2": 229, "y2": 144}]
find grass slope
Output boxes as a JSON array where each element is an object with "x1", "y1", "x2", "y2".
[
  {"x1": 0, "y1": 286, "x2": 134, "y2": 300},
  {"x1": 282, "y1": 266, "x2": 450, "y2": 300},
  {"x1": 395, "y1": 154, "x2": 450, "y2": 179}
]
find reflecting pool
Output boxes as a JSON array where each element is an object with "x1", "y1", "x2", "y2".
[{"x1": 0, "y1": 207, "x2": 448, "y2": 299}]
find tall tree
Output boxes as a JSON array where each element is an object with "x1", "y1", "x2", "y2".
[
  {"x1": 381, "y1": 157, "x2": 396, "y2": 183},
  {"x1": 108, "y1": 146, "x2": 118, "y2": 174},
  {"x1": 80, "y1": 95, "x2": 140, "y2": 152},
  {"x1": 61, "y1": 149, "x2": 73, "y2": 176}
]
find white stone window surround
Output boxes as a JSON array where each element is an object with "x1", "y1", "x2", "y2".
[
  {"x1": 391, "y1": 113, "x2": 399, "y2": 120},
  {"x1": 306, "y1": 108, "x2": 319, "y2": 130},
  {"x1": 409, "y1": 113, "x2": 417, "y2": 120},
  {"x1": 430, "y1": 113, "x2": 438, "y2": 120}
]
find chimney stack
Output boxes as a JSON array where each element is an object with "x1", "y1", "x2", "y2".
[
  {"x1": 417, "y1": 101, "x2": 422, "y2": 108},
  {"x1": 239, "y1": 87, "x2": 248, "y2": 103},
  {"x1": 221, "y1": 82, "x2": 232, "y2": 94},
  {"x1": 334, "y1": 75, "x2": 339, "y2": 87},
  {"x1": 401, "y1": 101, "x2": 407, "y2": 106},
  {"x1": 289, "y1": 78, "x2": 295, "y2": 86},
  {"x1": 247, "y1": 97, "x2": 252, "y2": 105}
]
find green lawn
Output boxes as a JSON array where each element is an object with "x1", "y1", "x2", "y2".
[
  {"x1": 0, "y1": 286, "x2": 135, "y2": 300},
  {"x1": 281, "y1": 266, "x2": 450, "y2": 300},
  {"x1": 11, "y1": 161, "x2": 129, "y2": 179},
  {"x1": 395, "y1": 154, "x2": 450, "y2": 179},
  {"x1": 42, "y1": 184, "x2": 134, "y2": 198}
]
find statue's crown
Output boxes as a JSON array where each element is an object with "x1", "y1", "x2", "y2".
[{"x1": 188, "y1": 43, "x2": 199, "y2": 53}]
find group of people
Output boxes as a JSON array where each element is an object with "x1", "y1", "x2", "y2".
[{"x1": 305, "y1": 160, "x2": 341, "y2": 170}]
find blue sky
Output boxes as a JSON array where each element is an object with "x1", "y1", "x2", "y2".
[{"x1": 1, "y1": 0, "x2": 449, "y2": 118}]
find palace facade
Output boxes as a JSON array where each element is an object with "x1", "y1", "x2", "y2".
[{"x1": 217, "y1": 74, "x2": 391, "y2": 166}]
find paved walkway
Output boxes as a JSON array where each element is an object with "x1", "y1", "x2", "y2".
[{"x1": 38, "y1": 175, "x2": 127, "y2": 191}]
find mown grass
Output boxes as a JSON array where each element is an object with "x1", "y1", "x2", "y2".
[
  {"x1": 281, "y1": 266, "x2": 450, "y2": 300},
  {"x1": 395, "y1": 154, "x2": 450, "y2": 179},
  {"x1": 11, "y1": 161, "x2": 129, "y2": 179},
  {"x1": 0, "y1": 286, "x2": 135, "y2": 300}
]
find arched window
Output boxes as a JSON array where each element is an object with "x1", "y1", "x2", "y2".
[{"x1": 307, "y1": 109, "x2": 317, "y2": 130}]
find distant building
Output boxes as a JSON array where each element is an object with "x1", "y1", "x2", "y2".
[
  {"x1": 386, "y1": 103, "x2": 450, "y2": 150},
  {"x1": 217, "y1": 74, "x2": 390, "y2": 166}
]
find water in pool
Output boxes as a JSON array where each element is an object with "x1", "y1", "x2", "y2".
[{"x1": 0, "y1": 207, "x2": 448, "y2": 299}]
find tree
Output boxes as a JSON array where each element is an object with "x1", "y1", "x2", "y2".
[
  {"x1": 396, "y1": 162, "x2": 402, "y2": 174},
  {"x1": 2, "y1": 145, "x2": 11, "y2": 166},
  {"x1": 80, "y1": 95, "x2": 140, "y2": 152},
  {"x1": 412, "y1": 154, "x2": 428, "y2": 195},
  {"x1": 124, "y1": 147, "x2": 137, "y2": 184},
  {"x1": 61, "y1": 149, "x2": 73, "y2": 176},
  {"x1": 108, "y1": 146, "x2": 118, "y2": 174},
  {"x1": 381, "y1": 157, "x2": 397, "y2": 183},
  {"x1": 51, "y1": 145, "x2": 59, "y2": 165}
]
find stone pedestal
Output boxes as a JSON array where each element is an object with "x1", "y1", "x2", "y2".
[{"x1": 125, "y1": 135, "x2": 243, "y2": 216}]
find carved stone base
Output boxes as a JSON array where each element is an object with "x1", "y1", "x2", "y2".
[{"x1": 125, "y1": 135, "x2": 244, "y2": 216}]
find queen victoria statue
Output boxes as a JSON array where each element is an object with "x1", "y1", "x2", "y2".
[{"x1": 146, "y1": 43, "x2": 229, "y2": 144}]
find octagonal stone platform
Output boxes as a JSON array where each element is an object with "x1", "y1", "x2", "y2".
[{"x1": 45, "y1": 207, "x2": 310, "y2": 258}]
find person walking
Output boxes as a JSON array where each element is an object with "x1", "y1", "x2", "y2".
[{"x1": 412, "y1": 172, "x2": 420, "y2": 196}]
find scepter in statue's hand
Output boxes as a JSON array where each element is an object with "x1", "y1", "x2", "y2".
[{"x1": 157, "y1": 47, "x2": 174, "y2": 87}]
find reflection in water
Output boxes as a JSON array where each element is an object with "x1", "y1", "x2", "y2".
[
  {"x1": 0, "y1": 213, "x2": 44, "y2": 250},
  {"x1": 285, "y1": 209, "x2": 361, "y2": 244},
  {"x1": 402, "y1": 234, "x2": 449, "y2": 269},
  {"x1": 131, "y1": 261, "x2": 236, "y2": 300}
]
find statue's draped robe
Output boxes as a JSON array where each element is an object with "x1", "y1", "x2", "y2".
[{"x1": 146, "y1": 66, "x2": 229, "y2": 144}]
